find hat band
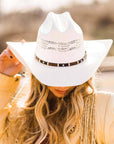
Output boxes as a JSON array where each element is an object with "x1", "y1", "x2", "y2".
[
  {"x1": 35, "y1": 51, "x2": 87, "y2": 67},
  {"x1": 37, "y1": 38, "x2": 82, "y2": 52}
]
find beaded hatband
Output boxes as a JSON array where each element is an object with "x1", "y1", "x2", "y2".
[{"x1": 35, "y1": 51, "x2": 87, "y2": 67}]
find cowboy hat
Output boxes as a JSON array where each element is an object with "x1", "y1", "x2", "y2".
[{"x1": 7, "y1": 12, "x2": 113, "y2": 86}]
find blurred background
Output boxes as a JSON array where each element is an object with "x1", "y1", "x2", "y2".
[
  {"x1": 0, "y1": 0, "x2": 114, "y2": 53},
  {"x1": 0, "y1": 0, "x2": 114, "y2": 92}
]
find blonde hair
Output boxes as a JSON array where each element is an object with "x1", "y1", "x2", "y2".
[{"x1": 0, "y1": 73, "x2": 95, "y2": 144}]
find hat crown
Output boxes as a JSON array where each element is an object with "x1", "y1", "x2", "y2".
[
  {"x1": 39, "y1": 12, "x2": 82, "y2": 34},
  {"x1": 36, "y1": 12, "x2": 85, "y2": 63},
  {"x1": 38, "y1": 12, "x2": 83, "y2": 41}
]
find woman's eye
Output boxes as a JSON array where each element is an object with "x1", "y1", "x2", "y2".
[{"x1": 10, "y1": 56, "x2": 13, "y2": 59}]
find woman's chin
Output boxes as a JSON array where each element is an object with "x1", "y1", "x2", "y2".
[{"x1": 54, "y1": 92, "x2": 66, "y2": 98}]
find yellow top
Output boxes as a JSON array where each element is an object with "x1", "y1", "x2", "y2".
[{"x1": 0, "y1": 73, "x2": 21, "y2": 109}]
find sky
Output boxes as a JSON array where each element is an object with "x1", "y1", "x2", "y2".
[{"x1": 0, "y1": 0, "x2": 110, "y2": 13}]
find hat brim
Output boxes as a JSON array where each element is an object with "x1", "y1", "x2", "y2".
[{"x1": 7, "y1": 39, "x2": 113, "y2": 86}]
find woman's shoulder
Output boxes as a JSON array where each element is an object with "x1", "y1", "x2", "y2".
[
  {"x1": 95, "y1": 90, "x2": 114, "y2": 104},
  {"x1": 95, "y1": 90, "x2": 114, "y2": 117},
  {"x1": 95, "y1": 91, "x2": 114, "y2": 143},
  {"x1": 95, "y1": 90, "x2": 114, "y2": 96},
  {"x1": 10, "y1": 71, "x2": 32, "y2": 107}
]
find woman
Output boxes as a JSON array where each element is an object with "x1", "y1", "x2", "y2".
[{"x1": 0, "y1": 12, "x2": 114, "y2": 144}]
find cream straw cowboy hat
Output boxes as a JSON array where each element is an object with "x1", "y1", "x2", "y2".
[{"x1": 7, "y1": 12, "x2": 113, "y2": 86}]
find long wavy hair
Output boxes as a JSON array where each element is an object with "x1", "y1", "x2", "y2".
[{"x1": 0, "y1": 73, "x2": 95, "y2": 144}]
